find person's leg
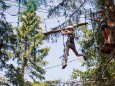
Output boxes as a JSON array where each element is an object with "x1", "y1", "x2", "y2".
[
  {"x1": 102, "y1": 30, "x2": 108, "y2": 42},
  {"x1": 72, "y1": 48, "x2": 88, "y2": 61},
  {"x1": 72, "y1": 48, "x2": 84, "y2": 57},
  {"x1": 64, "y1": 46, "x2": 69, "y2": 65},
  {"x1": 101, "y1": 25, "x2": 109, "y2": 42},
  {"x1": 105, "y1": 29, "x2": 110, "y2": 43}
]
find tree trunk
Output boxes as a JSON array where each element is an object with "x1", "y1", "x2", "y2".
[
  {"x1": 21, "y1": 59, "x2": 25, "y2": 85},
  {"x1": 21, "y1": 37, "x2": 28, "y2": 85}
]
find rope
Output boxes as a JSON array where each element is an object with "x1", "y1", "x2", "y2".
[
  {"x1": 69, "y1": 0, "x2": 87, "y2": 19},
  {"x1": 44, "y1": 19, "x2": 47, "y2": 31},
  {"x1": 33, "y1": 0, "x2": 36, "y2": 62},
  {"x1": 61, "y1": 9, "x2": 68, "y2": 64},
  {"x1": 45, "y1": 58, "x2": 82, "y2": 70},
  {"x1": 4, "y1": 0, "x2": 91, "y2": 26},
  {"x1": 6, "y1": 11, "x2": 18, "y2": 16},
  {"x1": 5, "y1": 1, "x2": 64, "y2": 14},
  {"x1": 16, "y1": 0, "x2": 20, "y2": 48},
  {"x1": 55, "y1": 16, "x2": 66, "y2": 66},
  {"x1": 5, "y1": 3, "x2": 48, "y2": 13}
]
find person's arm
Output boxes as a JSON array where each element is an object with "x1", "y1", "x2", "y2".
[
  {"x1": 92, "y1": 18, "x2": 100, "y2": 22},
  {"x1": 61, "y1": 29, "x2": 68, "y2": 35}
]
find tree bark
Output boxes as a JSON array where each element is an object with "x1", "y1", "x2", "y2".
[{"x1": 21, "y1": 37, "x2": 28, "y2": 85}]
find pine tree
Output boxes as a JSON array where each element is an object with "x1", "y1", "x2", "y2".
[
  {"x1": 0, "y1": 0, "x2": 49, "y2": 85},
  {"x1": 0, "y1": 1, "x2": 17, "y2": 85},
  {"x1": 5, "y1": 0, "x2": 49, "y2": 85},
  {"x1": 0, "y1": 0, "x2": 16, "y2": 71}
]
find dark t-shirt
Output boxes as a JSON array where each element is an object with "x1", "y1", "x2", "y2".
[
  {"x1": 66, "y1": 33, "x2": 75, "y2": 44},
  {"x1": 100, "y1": 16, "x2": 108, "y2": 26}
]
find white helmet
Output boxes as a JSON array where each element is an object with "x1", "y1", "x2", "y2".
[{"x1": 66, "y1": 25, "x2": 73, "y2": 30}]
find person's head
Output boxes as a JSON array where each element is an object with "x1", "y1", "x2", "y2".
[
  {"x1": 66, "y1": 26, "x2": 74, "y2": 32},
  {"x1": 98, "y1": 9, "x2": 105, "y2": 16}
]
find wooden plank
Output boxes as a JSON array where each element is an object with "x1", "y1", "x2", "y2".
[
  {"x1": 100, "y1": 43, "x2": 115, "y2": 54},
  {"x1": 44, "y1": 22, "x2": 88, "y2": 36}
]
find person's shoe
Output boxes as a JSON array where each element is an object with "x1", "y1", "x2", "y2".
[
  {"x1": 83, "y1": 55, "x2": 88, "y2": 61},
  {"x1": 62, "y1": 64, "x2": 67, "y2": 69}
]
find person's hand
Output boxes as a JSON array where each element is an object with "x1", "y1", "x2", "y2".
[{"x1": 61, "y1": 29, "x2": 67, "y2": 35}]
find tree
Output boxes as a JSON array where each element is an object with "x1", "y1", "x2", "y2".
[
  {"x1": 47, "y1": 0, "x2": 87, "y2": 26},
  {"x1": 19, "y1": 11, "x2": 49, "y2": 81},
  {"x1": 24, "y1": 80, "x2": 60, "y2": 86},
  {"x1": 0, "y1": 0, "x2": 9, "y2": 11},
  {"x1": 0, "y1": 0, "x2": 49, "y2": 86},
  {"x1": 9, "y1": 0, "x2": 49, "y2": 84},
  {"x1": 15, "y1": 0, "x2": 46, "y2": 8},
  {"x1": 0, "y1": 0, "x2": 16, "y2": 72},
  {"x1": 0, "y1": 0, "x2": 18, "y2": 85}
]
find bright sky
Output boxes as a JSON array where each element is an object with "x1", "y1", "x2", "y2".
[{"x1": 0, "y1": 0, "x2": 92, "y2": 82}]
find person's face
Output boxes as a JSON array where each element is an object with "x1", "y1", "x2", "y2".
[
  {"x1": 68, "y1": 28, "x2": 73, "y2": 32},
  {"x1": 99, "y1": 11, "x2": 105, "y2": 16}
]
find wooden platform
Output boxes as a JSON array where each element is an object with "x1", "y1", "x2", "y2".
[{"x1": 100, "y1": 43, "x2": 115, "y2": 54}]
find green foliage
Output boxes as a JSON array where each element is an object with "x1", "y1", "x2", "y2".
[
  {"x1": 96, "y1": 0, "x2": 105, "y2": 7},
  {"x1": 24, "y1": 80, "x2": 60, "y2": 86},
  {"x1": 16, "y1": 0, "x2": 46, "y2": 12},
  {"x1": 0, "y1": 0, "x2": 10, "y2": 10},
  {"x1": 0, "y1": 1, "x2": 18, "y2": 86},
  {"x1": 1, "y1": 0, "x2": 49, "y2": 85},
  {"x1": 0, "y1": 0, "x2": 16, "y2": 70},
  {"x1": 14, "y1": 6, "x2": 49, "y2": 84},
  {"x1": 71, "y1": 6, "x2": 115, "y2": 86},
  {"x1": 47, "y1": 0, "x2": 86, "y2": 22},
  {"x1": 5, "y1": 65, "x2": 23, "y2": 86}
]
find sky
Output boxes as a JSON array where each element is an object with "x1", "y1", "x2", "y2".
[{"x1": 0, "y1": 0, "x2": 90, "y2": 82}]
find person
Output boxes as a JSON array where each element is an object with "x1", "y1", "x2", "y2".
[
  {"x1": 95, "y1": 9, "x2": 110, "y2": 43},
  {"x1": 61, "y1": 26, "x2": 88, "y2": 69}
]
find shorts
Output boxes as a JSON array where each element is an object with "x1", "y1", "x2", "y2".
[
  {"x1": 101, "y1": 24, "x2": 109, "y2": 31},
  {"x1": 66, "y1": 42, "x2": 75, "y2": 49}
]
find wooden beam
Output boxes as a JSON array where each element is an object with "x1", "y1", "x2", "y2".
[{"x1": 44, "y1": 22, "x2": 88, "y2": 36}]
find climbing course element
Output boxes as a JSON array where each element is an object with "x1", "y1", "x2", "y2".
[{"x1": 44, "y1": 22, "x2": 88, "y2": 36}]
